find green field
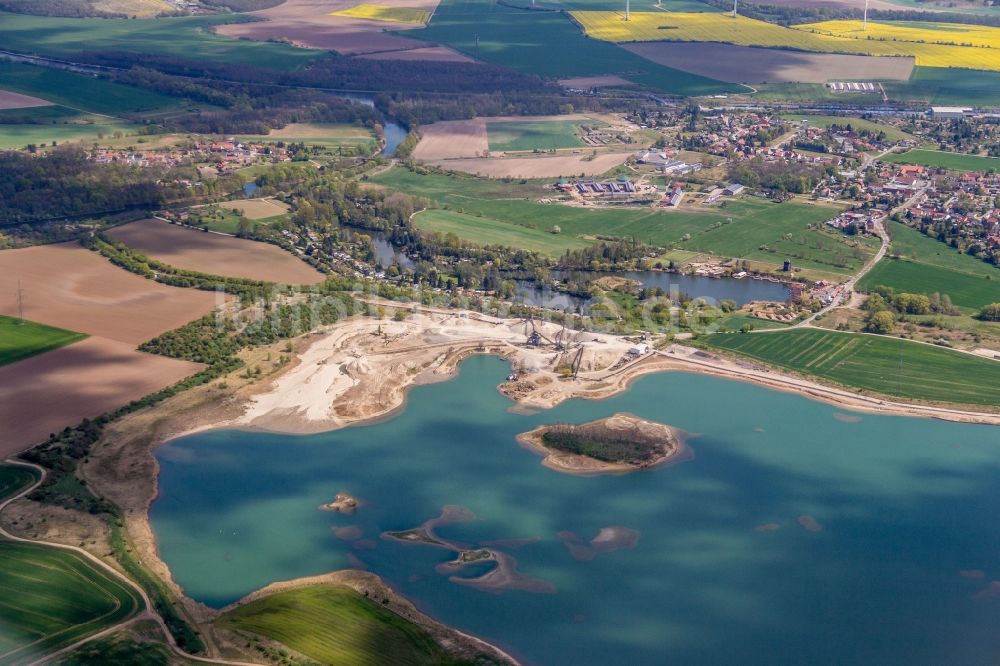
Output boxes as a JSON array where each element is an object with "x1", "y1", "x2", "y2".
[
  {"x1": 782, "y1": 114, "x2": 913, "y2": 142},
  {"x1": 0, "y1": 62, "x2": 180, "y2": 116},
  {"x1": 486, "y1": 119, "x2": 591, "y2": 151},
  {"x1": 0, "y1": 315, "x2": 86, "y2": 367},
  {"x1": 415, "y1": 208, "x2": 592, "y2": 255},
  {"x1": 376, "y1": 168, "x2": 864, "y2": 274},
  {"x1": 0, "y1": 542, "x2": 144, "y2": 665},
  {"x1": 218, "y1": 585, "x2": 467, "y2": 666},
  {"x1": 858, "y1": 222, "x2": 1000, "y2": 311},
  {"x1": 0, "y1": 464, "x2": 39, "y2": 503},
  {"x1": 405, "y1": 0, "x2": 735, "y2": 95},
  {"x1": 0, "y1": 115, "x2": 136, "y2": 150},
  {"x1": 882, "y1": 67, "x2": 1000, "y2": 106},
  {"x1": 882, "y1": 149, "x2": 1000, "y2": 172},
  {"x1": 702, "y1": 328, "x2": 1000, "y2": 406},
  {"x1": 0, "y1": 13, "x2": 319, "y2": 69}
]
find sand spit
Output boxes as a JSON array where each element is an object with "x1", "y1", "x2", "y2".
[
  {"x1": 558, "y1": 526, "x2": 640, "y2": 561},
  {"x1": 516, "y1": 413, "x2": 689, "y2": 476}
]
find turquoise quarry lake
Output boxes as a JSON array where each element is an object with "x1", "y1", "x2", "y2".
[{"x1": 152, "y1": 356, "x2": 1000, "y2": 665}]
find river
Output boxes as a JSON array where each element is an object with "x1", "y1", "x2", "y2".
[
  {"x1": 332, "y1": 92, "x2": 406, "y2": 156},
  {"x1": 516, "y1": 270, "x2": 791, "y2": 312},
  {"x1": 152, "y1": 357, "x2": 1000, "y2": 666}
]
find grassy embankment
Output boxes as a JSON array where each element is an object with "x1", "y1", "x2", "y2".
[
  {"x1": 404, "y1": 0, "x2": 736, "y2": 95},
  {"x1": 701, "y1": 328, "x2": 1000, "y2": 407},
  {"x1": 375, "y1": 168, "x2": 868, "y2": 276},
  {"x1": 218, "y1": 585, "x2": 473, "y2": 666},
  {"x1": 881, "y1": 149, "x2": 1000, "y2": 172},
  {"x1": 486, "y1": 119, "x2": 596, "y2": 152},
  {"x1": 0, "y1": 315, "x2": 87, "y2": 366},
  {"x1": 858, "y1": 221, "x2": 1000, "y2": 312},
  {"x1": 0, "y1": 12, "x2": 319, "y2": 69}
]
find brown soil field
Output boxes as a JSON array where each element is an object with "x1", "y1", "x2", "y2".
[
  {"x1": 216, "y1": 198, "x2": 290, "y2": 220},
  {"x1": 557, "y1": 76, "x2": 634, "y2": 89},
  {"x1": 106, "y1": 219, "x2": 325, "y2": 285},
  {"x1": 412, "y1": 118, "x2": 489, "y2": 160},
  {"x1": 0, "y1": 336, "x2": 202, "y2": 456},
  {"x1": 429, "y1": 152, "x2": 632, "y2": 178},
  {"x1": 625, "y1": 42, "x2": 914, "y2": 83},
  {"x1": 0, "y1": 242, "x2": 220, "y2": 345},
  {"x1": 214, "y1": 0, "x2": 444, "y2": 55},
  {"x1": 0, "y1": 90, "x2": 54, "y2": 110},
  {"x1": 413, "y1": 114, "x2": 615, "y2": 161},
  {"x1": 356, "y1": 46, "x2": 476, "y2": 62}
]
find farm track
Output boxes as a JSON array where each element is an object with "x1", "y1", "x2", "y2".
[{"x1": 0, "y1": 460, "x2": 260, "y2": 666}]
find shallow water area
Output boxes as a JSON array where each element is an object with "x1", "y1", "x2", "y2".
[{"x1": 153, "y1": 356, "x2": 1000, "y2": 665}]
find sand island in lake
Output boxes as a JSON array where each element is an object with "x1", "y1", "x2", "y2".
[{"x1": 517, "y1": 412, "x2": 689, "y2": 475}]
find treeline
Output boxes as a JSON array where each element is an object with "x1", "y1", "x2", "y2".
[
  {"x1": 106, "y1": 64, "x2": 379, "y2": 134},
  {"x1": 83, "y1": 51, "x2": 622, "y2": 126},
  {"x1": 727, "y1": 157, "x2": 829, "y2": 194},
  {"x1": 540, "y1": 423, "x2": 666, "y2": 464},
  {"x1": 0, "y1": 147, "x2": 169, "y2": 225}
]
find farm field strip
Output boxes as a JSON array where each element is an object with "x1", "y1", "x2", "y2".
[
  {"x1": 881, "y1": 149, "x2": 1000, "y2": 172},
  {"x1": 0, "y1": 315, "x2": 87, "y2": 367},
  {"x1": 414, "y1": 209, "x2": 593, "y2": 255},
  {"x1": 702, "y1": 328, "x2": 1000, "y2": 406},
  {"x1": 783, "y1": 115, "x2": 914, "y2": 141},
  {"x1": 571, "y1": 12, "x2": 1000, "y2": 72},
  {"x1": 219, "y1": 585, "x2": 464, "y2": 666},
  {"x1": 332, "y1": 3, "x2": 431, "y2": 23},
  {"x1": 0, "y1": 465, "x2": 39, "y2": 504},
  {"x1": 858, "y1": 258, "x2": 999, "y2": 311},
  {"x1": 0, "y1": 542, "x2": 143, "y2": 665},
  {"x1": 486, "y1": 119, "x2": 595, "y2": 151}
]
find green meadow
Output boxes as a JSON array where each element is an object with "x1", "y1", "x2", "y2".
[
  {"x1": 782, "y1": 114, "x2": 913, "y2": 142},
  {"x1": 702, "y1": 328, "x2": 1000, "y2": 406},
  {"x1": 0, "y1": 315, "x2": 86, "y2": 366},
  {"x1": 0, "y1": 12, "x2": 319, "y2": 69},
  {"x1": 374, "y1": 168, "x2": 866, "y2": 274},
  {"x1": 405, "y1": 0, "x2": 735, "y2": 95},
  {"x1": 415, "y1": 208, "x2": 592, "y2": 255},
  {"x1": 0, "y1": 541, "x2": 143, "y2": 665},
  {"x1": 0, "y1": 61, "x2": 180, "y2": 115},
  {"x1": 218, "y1": 585, "x2": 469, "y2": 666},
  {"x1": 0, "y1": 464, "x2": 39, "y2": 503},
  {"x1": 486, "y1": 119, "x2": 592, "y2": 151},
  {"x1": 882, "y1": 149, "x2": 1000, "y2": 173},
  {"x1": 858, "y1": 222, "x2": 1000, "y2": 311}
]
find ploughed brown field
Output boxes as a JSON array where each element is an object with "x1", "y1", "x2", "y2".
[
  {"x1": 625, "y1": 43, "x2": 914, "y2": 84},
  {"x1": 0, "y1": 90, "x2": 54, "y2": 110},
  {"x1": 0, "y1": 337, "x2": 202, "y2": 456},
  {"x1": 0, "y1": 242, "x2": 220, "y2": 344},
  {"x1": 0, "y1": 242, "x2": 220, "y2": 454},
  {"x1": 428, "y1": 153, "x2": 632, "y2": 178},
  {"x1": 106, "y1": 219, "x2": 325, "y2": 285},
  {"x1": 214, "y1": 0, "x2": 470, "y2": 60}
]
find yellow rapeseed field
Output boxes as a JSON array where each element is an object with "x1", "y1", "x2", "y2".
[
  {"x1": 570, "y1": 12, "x2": 1000, "y2": 71},
  {"x1": 330, "y1": 4, "x2": 430, "y2": 23}
]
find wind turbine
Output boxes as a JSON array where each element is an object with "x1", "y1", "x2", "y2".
[
  {"x1": 625, "y1": 0, "x2": 630, "y2": 22},
  {"x1": 732, "y1": 0, "x2": 738, "y2": 17},
  {"x1": 863, "y1": 0, "x2": 869, "y2": 30}
]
